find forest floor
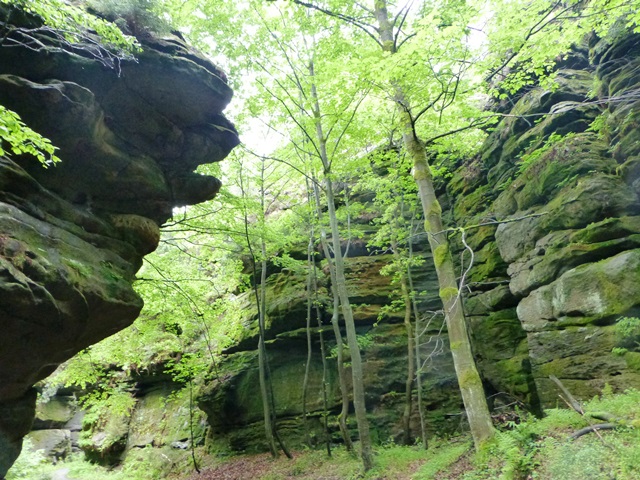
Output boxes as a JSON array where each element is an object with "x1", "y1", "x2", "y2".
[
  {"x1": 181, "y1": 439, "x2": 473, "y2": 480},
  {"x1": 7, "y1": 390, "x2": 640, "y2": 480}
]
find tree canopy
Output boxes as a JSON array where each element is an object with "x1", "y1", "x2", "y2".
[{"x1": 12, "y1": 0, "x2": 640, "y2": 473}]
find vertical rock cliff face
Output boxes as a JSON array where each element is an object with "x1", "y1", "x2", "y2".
[
  {"x1": 0, "y1": 7, "x2": 238, "y2": 474},
  {"x1": 454, "y1": 29, "x2": 640, "y2": 405},
  {"x1": 195, "y1": 29, "x2": 640, "y2": 453}
]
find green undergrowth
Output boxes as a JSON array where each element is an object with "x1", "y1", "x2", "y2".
[
  {"x1": 9, "y1": 389, "x2": 640, "y2": 480},
  {"x1": 463, "y1": 387, "x2": 640, "y2": 480}
]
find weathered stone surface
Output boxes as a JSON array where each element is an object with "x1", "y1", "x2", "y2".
[
  {"x1": 461, "y1": 30, "x2": 640, "y2": 408},
  {"x1": 517, "y1": 249, "x2": 640, "y2": 332},
  {"x1": 508, "y1": 217, "x2": 640, "y2": 297},
  {"x1": 200, "y1": 322, "x2": 461, "y2": 453},
  {"x1": 495, "y1": 174, "x2": 639, "y2": 264},
  {"x1": 33, "y1": 396, "x2": 76, "y2": 430},
  {"x1": 125, "y1": 385, "x2": 206, "y2": 451},
  {"x1": 0, "y1": 5, "x2": 238, "y2": 475},
  {"x1": 25, "y1": 429, "x2": 71, "y2": 461}
]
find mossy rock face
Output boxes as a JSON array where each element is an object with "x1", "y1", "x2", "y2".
[
  {"x1": 199, "y1": 337, "x2": 341, "y2": 451},
  {"x1": 345, "y1": 255, "x2": 395, "y2": 305},
  {"x1": 199, "y1": 322, "x2": 463, "y2": 453},
  {"x1": 527, "y1": 324, "x2": 640, "y2": 405},
  {"x1": 495, "y1": 173, "x2": 639, "y2": 263},
  {"x1": 508, "y1": 224, "x2": 640, "y2": 297},
  {"x1": 33, "y1": 396, "x2": 76, "y2": 430},
  {"x1": 482, "y1": 70, "x2": 596, "y2": 186},
  {"x1": 80, "y1": 412, "x2": 131, "y2": 466},
  {"x1": 0, "y1": 6, "x2": 238, "y2": 474},
  {"x1": 513, "y1": 134, "x2": 613, "y2": 211},
  {"x1": 120, "y1": 445, "x2": 192, "y2": 480},
  {"x1": 470, "y1": 309, "x2": 526, "y2": 361},
  {"x1": 125, "y1": 384, "x2": 206, "y2": 451},
  {"x1": 24, "y1": 429, "x2": 71, "y2": 461},
  {"x1": 467, "y1": 240, "x2": 508, "y2": 283},
  {"x1": 465, "y1": 286, "x2": 517, "y2": 316},
  {"x1": 517, "y1": 249, "x2": 640, "y2": 332}
]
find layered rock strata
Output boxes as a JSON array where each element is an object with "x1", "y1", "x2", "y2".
[
  {"x1": 0, "y1": 6, "x2": 238, "y2": 475},
  {"x1": 198, "y1": 29, "x2": 640, "y2": 452},
  {"x1": 453, "y1": 30, "x2": 640, "y2": 404}
]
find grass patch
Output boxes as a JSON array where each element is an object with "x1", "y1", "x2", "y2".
[{"x1": 412, "y1": 439, "x2": 472, "y2": 479}]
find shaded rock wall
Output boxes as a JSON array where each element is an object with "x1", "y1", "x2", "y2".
[
  {"x1": 0, "y1": 5, "x2": 238, "y2": 475},
  {"x1": 198, "y1": 252, "x2": 464, "y2": 452},
  {"x1": 196, "y1": 29, "x2": 640, "y2": 453},
  {"x1": 454, "y1": 30, "x2": 640, "y2": 404}
]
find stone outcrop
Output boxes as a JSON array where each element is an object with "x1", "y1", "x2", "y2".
[
  {"x1": 0, "y1": 5, "x2": 238, "y2": 475},
  {"x1": 195, "y1": 28, "x2": 640, "y2": 453},
  {"x1": 12, "y1": 17, "x2": 640, "y2": 473},
  {"x1": 455, "y1": 30, "x2": 640, "y2": 405}
]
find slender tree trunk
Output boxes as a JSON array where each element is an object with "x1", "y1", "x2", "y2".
[
  {"x1": 309, "y1": 60, "x2": 373, "y2": 470},
  {"x1": 400, "y1": 270, "x2": 415, "y2": 446},
  {"x1": 373, "y1": 0, "x2": 495, "y2": 449},
  {"x1": 241, "y1": 159, "x2": 292, "y2": 459},
  {"x1": 308, "y1": 173, "x2": 354, "y2": 453},
  {"x1": 257, "y1": 255, "x2": 278, "y2": 457},
  {"x1": 324, "y1": 178, "x2": 373, "y2": 470},
  {"x1": 317, "y1": 200, "x2": 354, "y2": 453},
  {"x1": 408, "y1": 237, "x2": 428, "y2": 450},
  {"x1": 260, "y1": 189, "x2": 292, "y2": 460},
  {"x1": 311, "y1": 254, "x2": 332, "y2": 457},
  {"x1": 302, "y1": 234, "x2": 314, "y2": 446},
  {"x1": 389, "y1": 198, "x2": 415, "y2": 446},
  {"x1": 240, "y1": 161, "x2": 278, "y2": 458}
]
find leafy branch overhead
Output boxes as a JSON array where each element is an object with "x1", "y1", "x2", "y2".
[
  {"x1": 0, "y1": 0, "x2": 139, "y2": 167},
  {"x1": 0, "y1": 106, "x2": 59, "y2": 167}
]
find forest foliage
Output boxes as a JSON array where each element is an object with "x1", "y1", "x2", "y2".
[{"x1": 5, "y1": 0, "x2": 640, "y2": 476}]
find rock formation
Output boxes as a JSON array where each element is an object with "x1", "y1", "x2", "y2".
[
  {"x1": 5, "y1": 9, "x2": 640, "y2": 476},
  {"x1": 0, "y1": 5, "x2": 238, "y2": 475},
  {"x1": 194, "y1": 28, "x2": 640, "y2": 452}
]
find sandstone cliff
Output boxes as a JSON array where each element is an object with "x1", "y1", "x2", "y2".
[
  {"x1": 6, "y1": 11, "x2": 640, "y2": 477},
  {"x1": 0, "y1": 5, "x2": 238, "y2": 474},
  {"x1": 194, "y1": 28, "x2": 640, "y2": 452}
]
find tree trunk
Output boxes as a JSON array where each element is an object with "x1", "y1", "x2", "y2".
[
  {"x1": 406, "y1": 129, "x2": 495, "y2": 448},
  {"x1": 302, "y1": 234, "x2": 314, "y2": 446},
  {"x1": 309, "y1": 171, "x2": 354, "y2": 453},
  {"x1": 257, "y1": 255, "x2": 278, "y2": 457},
  {"x1": 400, "y1": 271, "x2": 415, "y2": 446},
  {"x1": 316, "y1": 197, "x2": 354, "y2": 453},
  {"x1": 324, "y1": 177, "x2": 374, "y2": 470},
  {"x1": 312, "y1": 255, "x2": 332, "y2": 457},
  {"x1": 407, "y1": 240, "x2": 428, "y2": 450},
  {"x1": 309, "y1": 60, "x2": 373, "y2": 470},
  {"x1": 240, "y1": 160, "x2": 278, "y2": 458},
  {"x1": 373, "y1": 0, "x2": 495, "y2": 450}
]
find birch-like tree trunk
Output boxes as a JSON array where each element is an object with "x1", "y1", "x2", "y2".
[
  {"x1": 309, "y1": 61, "x2": 374, "y2": 470},
  {"x1": 373, "y1": 0, "x2": 495, "y2": 449},
  {"x1": 400, "y1": 270, "x2": 415, "y2": 445}
]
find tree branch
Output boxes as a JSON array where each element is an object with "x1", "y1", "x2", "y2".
[{"x1": 288, "y1": 0, "x2": 383, "y2": 47}]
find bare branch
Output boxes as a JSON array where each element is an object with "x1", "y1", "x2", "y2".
[{"x1": 288, "y1": 0, "x2": 383, "y2": 48}]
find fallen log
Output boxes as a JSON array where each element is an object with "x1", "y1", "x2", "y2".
[{"x1": 570, "y1": 423, "x2": 618, "y2": 439}]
